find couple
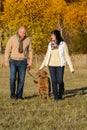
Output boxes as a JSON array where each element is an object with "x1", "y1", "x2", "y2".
[{"x1": 4, "y1": 26, "x2": 74, "y2": 100}]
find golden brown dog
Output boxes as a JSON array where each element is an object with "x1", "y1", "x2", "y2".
[{"x1": 34, "y1": 69, "x2": 51, "y2": 99}]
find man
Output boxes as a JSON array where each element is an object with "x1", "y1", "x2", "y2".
[{"x1": 4, "y1": 26, "x2": 33, "y2": 99}]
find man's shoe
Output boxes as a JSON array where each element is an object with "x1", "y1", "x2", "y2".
[
  {"x1": 59, "y1": 94, "x2": 62, "y2": 100},
  {"x1": 59, "y1": 91, "x2": 63, "y2": 100},
  {"x1": 10, "y1": 95, "x2": 16, "y2": 99},
  {"x1": 54, "y1": 96, "x2": 59, "y2": 101},
  {"x1": 16, "y1": 97, "x2": 23, "y2": 100}
]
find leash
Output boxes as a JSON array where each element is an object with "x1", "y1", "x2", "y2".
[{"x1": 27, "y1": 68, "x2": 38, "y2": 79}]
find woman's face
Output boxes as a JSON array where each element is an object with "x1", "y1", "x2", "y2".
[{"x1": 51, "y1": 34, "x2": 56, "y2": 41}]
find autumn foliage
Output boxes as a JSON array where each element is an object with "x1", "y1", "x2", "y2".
[{"x1": 0, "y1": 0, "x2": 87, "y2": 54}]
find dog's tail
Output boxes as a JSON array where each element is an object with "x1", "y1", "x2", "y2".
[{"x1": 33, "y1": 80, "x2": 38, "y2": 84}]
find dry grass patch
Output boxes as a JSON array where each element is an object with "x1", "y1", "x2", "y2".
[{"x1": 0, "y1": 63, "x2": 87, "y2": 130}]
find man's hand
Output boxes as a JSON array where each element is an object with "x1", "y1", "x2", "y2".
[
  {"x1": 4, "y1": 60, "x2": 9, "y2": 67},
  {"x1": 27, "y1": 61, "x2": 32, "y2": 70}
]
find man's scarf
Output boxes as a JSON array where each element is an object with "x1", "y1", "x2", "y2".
[{"x1": 18, "y1": 35, "x2": 26, "y2": 53}]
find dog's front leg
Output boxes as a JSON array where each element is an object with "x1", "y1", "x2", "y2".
[{"x1": 46, "y1": 87, "x2": 50, "y2": 99}]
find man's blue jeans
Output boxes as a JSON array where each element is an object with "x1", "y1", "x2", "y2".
[
  {"x1": 9, "y1": 59, "x2": 27, "y2": 99},
  {"x1": 49, "y1": 66, "x2": 64, "y2": 99}
]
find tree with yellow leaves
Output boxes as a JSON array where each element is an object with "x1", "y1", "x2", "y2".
[{"x1": 1, "y1": 0, "x2": 87, "y2": 54}]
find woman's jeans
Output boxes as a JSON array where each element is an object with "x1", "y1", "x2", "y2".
[
  {"x1": 49, "y1": 66, "x2": 65, "y2": 99},
  {"x1": 9, "y1": 59, "x2": 27, "y2": 99}
]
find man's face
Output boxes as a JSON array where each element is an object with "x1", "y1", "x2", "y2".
[{"x1": 18, "y1": 28, "x2": 26, "y2": 39}]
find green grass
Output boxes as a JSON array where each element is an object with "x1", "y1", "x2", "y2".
[{"x1": 0, "y1": 66, "x2": 87, "y2": 130}]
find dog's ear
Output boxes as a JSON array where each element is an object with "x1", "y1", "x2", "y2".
[
  {"x1": 44, "y1": 71, "x2": 47, "y2": 75},
  {"x1": 38, "y1": 69, "x2": 43, "y2": 77},
  {"x1": 40, "y1": 70, "x2": 47, "y2": 78},
  {"x1": 35, "y1": 70, "x2": 40, "y2": 77},
  {"x1": 38, "y1": 71, "x2": 41, "y2": 77},
  {"x1": 33, "y1": 80, "x2": 38, "y2": 84}
]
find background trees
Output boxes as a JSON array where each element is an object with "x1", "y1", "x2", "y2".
[{"x1": 0, "y1": 0, "x2": 87, "y2": 54}]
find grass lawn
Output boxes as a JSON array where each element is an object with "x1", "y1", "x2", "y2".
[{"x1": 0, "y1": 65, "x2": 87, "y2": 130}]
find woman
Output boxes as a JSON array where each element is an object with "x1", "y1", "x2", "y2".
[{"x1": 39, "y1": 30, "x2": 74, "y2": 100}]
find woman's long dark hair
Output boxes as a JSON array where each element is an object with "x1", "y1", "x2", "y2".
[{"x1": 51, "y1": 30, "x2": 63, "y2": 45}]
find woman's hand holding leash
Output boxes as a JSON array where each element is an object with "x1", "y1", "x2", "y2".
[{"x1": 71, "y1": 70, "x2": 75, "y2": 74}]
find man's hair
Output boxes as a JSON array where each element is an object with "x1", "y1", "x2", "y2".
[{"x1": 18, "y1": 26, "x2": 26, "y2": 32}]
